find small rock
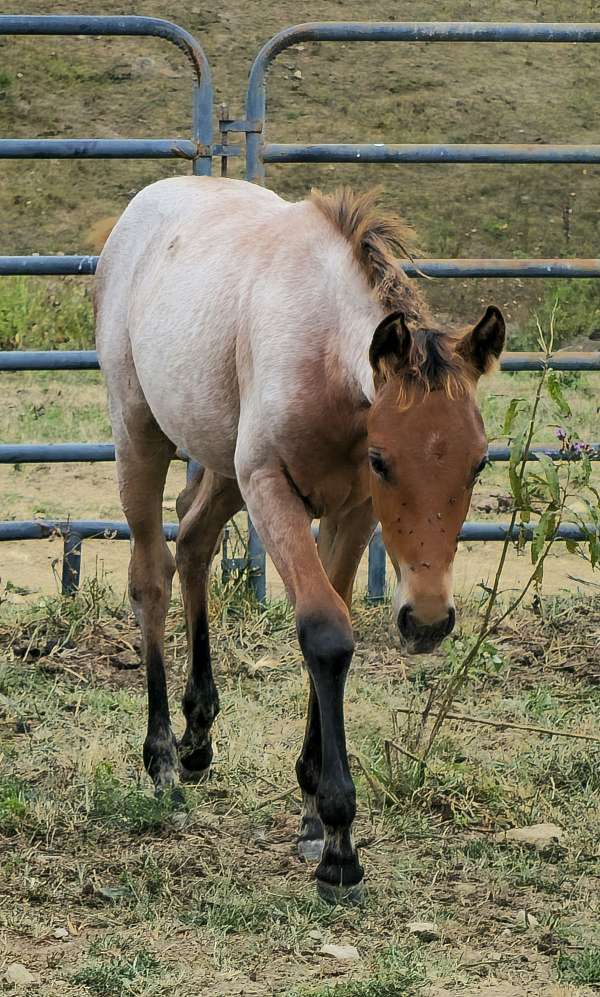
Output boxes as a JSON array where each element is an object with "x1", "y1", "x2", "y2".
[
  {"x1": 516, "y1": 909, "x2": 540, "y2": 928},
  {"x1": 308, "y1": 928, "x2": 323, "y2": 940},
  {"x1": 407, "y1": 920, "x2": 441, "y2": 942},
  {"x1": 170, "y1": 811, "x2": 188, "y2": 830},
  {"x1": 293, "y1": 69, "x2": 302, "y2": 79},
  {"x1": 493, "y1": 823, "x2": 565, "y2": 851},
  {"x1": 53, "y1": 926, "x2": 70, "y2": 940},
  {"x1": 96, "y1": 885, "x2": 130, "y2": 901},
  {"x1": 4, "y1": 963, "x2": 35, "y2": 986},
  {"x1": 320, "y1": 943, "x2": 360, "y2": 962},
  {"x1": 253, "y1": 656, "x2": 279, "y2": 671}
]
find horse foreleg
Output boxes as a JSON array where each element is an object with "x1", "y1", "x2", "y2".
[
  {"x1": 237, "y1": 464, "x2": 364, "y2": 904},
  {"x1": 176, "y1": 470, "x2": 243, "y2": 781},
  {"x1": 297, "y1": 499, "x2": 376, "y2": 862}
]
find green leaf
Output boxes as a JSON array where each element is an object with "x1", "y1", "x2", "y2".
[
  {"x1": 509, "y1": 464, "x2": 523, "y2": 507},
  {"x1": 509, "y1": 428, "x2": 528, "y2": 468},
  {"x1": 547, "y1": 371, "x2": 572, "y2": 418},
  {"x1": 579, "y1": 453, "x2": 592, "y2": 487},
  {"x1": 503, "y1": 398, "x2": 525, "y2": 436},
  {"x1": 531, "y1": 511, "x2": 555, "y2": 563},
  {"x1": 534, "y1": 453, "x2": 561, "y2": 505},
  {"x1": 565, "y1": 539, "x2": 578, "y2": 554},
  {"x1": 533, "y1": 560, "x2": 545, "y2": 583}
]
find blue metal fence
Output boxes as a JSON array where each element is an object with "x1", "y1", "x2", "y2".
[{"x1": 1, "y1": 16, "x2": 599, "y2": 600}]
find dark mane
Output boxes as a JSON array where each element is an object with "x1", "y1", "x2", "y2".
[
  {"x1": 310, "y1": 186, "x2": 431, "y2": 326},
  {"x1": 311, "y1": 187, "x2": 471, "y2": 400},
  {"x1": 395, "y1": 327, "x2": 469, "y2": 406}
]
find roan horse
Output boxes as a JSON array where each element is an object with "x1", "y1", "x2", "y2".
[{"x1": 95, "y1": 178, "x2": 505, "y2": 903}]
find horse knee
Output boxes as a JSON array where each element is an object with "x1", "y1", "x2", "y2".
[
  {"x1": 297, "y1": 611, "x2": 354, "y2": 674},
  {"x1": 129, "y1": 544, "x2": 174, "y2": 622}
]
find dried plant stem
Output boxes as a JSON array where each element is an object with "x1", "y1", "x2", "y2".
[
  {"x1": 421, "y1": 348, "x2": 555, "y2": 760},
  {"x1": 393, "y1": 706, "x2": 600, "y2": 744}
]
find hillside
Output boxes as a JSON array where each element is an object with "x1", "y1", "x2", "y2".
[{"x1": 0, "y1": 0, "x2": 600, "y2": 340}]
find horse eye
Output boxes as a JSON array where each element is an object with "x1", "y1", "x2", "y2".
[
  {"x1": 369, "y1": 451, "x2": 389, "y2": 479},
  {"x1": 473, "y1": 456, "x2": 489, "y2": 480}
]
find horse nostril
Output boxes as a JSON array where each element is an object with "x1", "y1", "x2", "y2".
[
  {"x1": 397, "y1": 605, "x2": 415, "y2": 637},
  {"x1": 445, "y1": 607, "x2": 456, "y2": 636}
]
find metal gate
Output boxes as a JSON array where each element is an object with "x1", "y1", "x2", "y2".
[{"x1": 1, "y1": 16, "x2": 599, "y2": 601}]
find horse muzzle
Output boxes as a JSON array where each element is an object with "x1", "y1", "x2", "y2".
[{"x1": 397, "y1": 604, "x2": 455, "y2": 654}]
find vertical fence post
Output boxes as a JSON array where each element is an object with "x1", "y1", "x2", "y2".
[
  {"x1": 221, "y1": 524, "x2": 231, "y2": 585},
  {"x1": 247, "y1": 514, "x2": 266, "y2": 603},
  {"x1": 62, "y1": 531, "x2": 82, "y2": 595},
  {"x1": 186, "y1": 458, "x2": 202, "y2": 485},
  {"x1": 367, "y1": 529, "x2": 386, "y2": 602}
]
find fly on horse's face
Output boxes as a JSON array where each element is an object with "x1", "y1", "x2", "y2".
[{"x1": 367, "y1": 305, "x2": 506, "y2": 654}]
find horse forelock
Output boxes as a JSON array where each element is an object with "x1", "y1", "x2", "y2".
[
  {"x1": 392, "y1": 329, "x2": 474, "y2": 411},
  {"x1": 309, "y1": 186, "x2": 430, "y2": 325}
]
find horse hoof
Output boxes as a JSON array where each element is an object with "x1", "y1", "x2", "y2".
[
  {"x1": 298, "y1": 837, "x2": 324, "y2": 862},
  {"x1": 316, "y1": 878, "x2": 365, "y2": 906}
]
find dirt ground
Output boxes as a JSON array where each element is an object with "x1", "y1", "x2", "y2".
[{"x1": 1, "y1": 589, "x2": 600, "y2": 996}]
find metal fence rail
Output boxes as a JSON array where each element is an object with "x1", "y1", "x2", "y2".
[
  {"x1": 1, "y1": 17, "x2": 599, "y2": 601},
  {"x1": 0, "y1": 14, "x2": 214, "y2": 175}
]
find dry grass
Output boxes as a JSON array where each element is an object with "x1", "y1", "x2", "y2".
[{"x1": 1, "y1": 581, "x2": 600, "y2": 995}]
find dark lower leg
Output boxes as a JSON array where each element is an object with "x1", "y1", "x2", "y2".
[
  {"x1": 295, "y1": 677, "x2": 324, "y2": 859},
  {"x1": 298, "y1": 612, "x2": 364, "y2": 902},
  {"x1": 179, "y1": 599, "x2": 218, "y2": 779},
  {"x1": 176, "y1": 471, "x2": 243, "y2": 779},
  {"x1": 129, "y1": 542, "x2": 178, "y2": 795}
]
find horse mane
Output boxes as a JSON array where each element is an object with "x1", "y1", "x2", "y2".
[
  {"x1": 392, "y1": 327, "x2": 470, "y2": 409},
  {"x1": 310, "y1": 186, "x2": 431, "y2": 326},
  {"x1": 310, "y1": 187, "x2": 471, "y2": 403}
]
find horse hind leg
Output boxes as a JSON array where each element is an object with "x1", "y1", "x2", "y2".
[
  {"x1": 114, "y1": 410, "x2": 178, "y2": 796},
  {"x1": 176, "y1": 468, "x2": 243, "y2": 781}
]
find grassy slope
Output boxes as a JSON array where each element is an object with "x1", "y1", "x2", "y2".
[{"x1": 1, "y1": 0, "x2": 600, "y2": 333}]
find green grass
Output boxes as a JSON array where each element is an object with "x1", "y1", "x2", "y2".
[
  {"x1": 296, "y1": 948, "x2": 430, "y2": 996},
  {"x1": 557, "y1": 948, "x2": 600, "y2": 986},
  {"x1": 73, "y1": 948, "x2": 164, "y2": 996},
  {"x1": 0, "y1": 276, "x2": 94, "y2": 351},
  {"x1": 0, "y1": 775, "x2": 29, "y2": 834},
  {"x1": 2, "y1": 584, "x2": 600, "y2": 993}
]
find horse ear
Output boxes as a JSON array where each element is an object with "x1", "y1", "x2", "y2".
[
  {"x1": 458, "y1": 306, "x2": 506, "y2": 377},
  {"x1": 369, "y1": 310, "x2": 412, "y2": 384}
]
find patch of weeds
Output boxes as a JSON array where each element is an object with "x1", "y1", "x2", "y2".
[
  {"x1": 72, "y1": 948, "x2": 162, "y2": 996},
  {"x1": 186, "y1": 879, "x2": 345, "y2": 939},
  {"x1": 90, "y1": 764, "x2": 176, "y2": 835},
  {"x1": 528, "y1": 745, "x2": 600, "y2": 795},
  {"x1": 295, "y1": 946, "x2": 428, "y2": 995},
  {"x1": 512, "y1": 278, "x2": 600, "y2": 349},
  {"x1": 5, "y1": 576, "x2": 125, "y2": 653},
  {"x1": 0, "y1": 776, "x2": 29, "y2": 834},
  {"x1": 0, "y1": 277, "x2": 94, "y2": 351},
  {"x1": 557, "y1": 948, "x2": 600, "y2": 986}
]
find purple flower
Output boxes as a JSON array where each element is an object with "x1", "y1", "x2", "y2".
[
  {"x1": 570, "y1": 440, "x2": 592, "y2": 455},
  {"x1": 555, "y1": 427, "x2": 567, "y2": 441}
]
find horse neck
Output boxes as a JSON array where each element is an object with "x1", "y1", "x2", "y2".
[{"x1": 333, "y1": 293, "x2": 385, "y2": 406}]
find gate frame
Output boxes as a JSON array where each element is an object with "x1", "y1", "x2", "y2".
[{"x1": 0, "y1": 16, "x2": 599, "y2": 600}]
